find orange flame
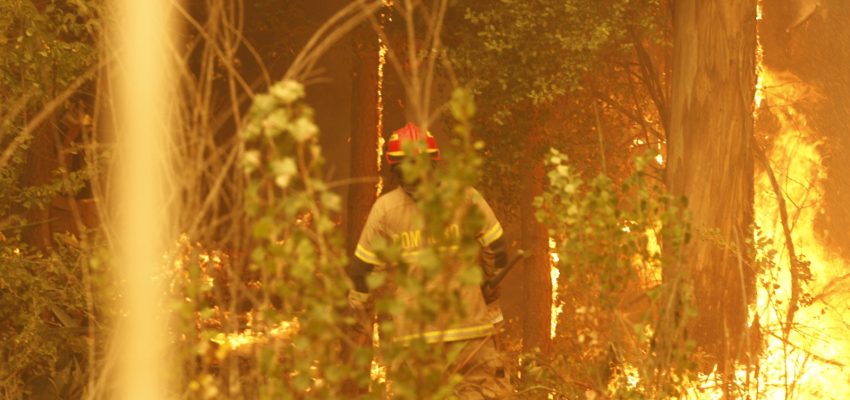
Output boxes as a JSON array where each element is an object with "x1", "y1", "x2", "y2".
[
  {"x1": 749, "y1": 68, "x2": 850, "y2": 399},
  {"x1": 210, "y1": 318, "x2": 300, "y2": 351},
  {"x1": 550, "y1": 237, "x2": 563, "y2": 338},
  {"x1": 376, "y1": 39, "x2": 387, "y2": 197}
]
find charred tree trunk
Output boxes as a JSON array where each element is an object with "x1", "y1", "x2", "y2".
[
  {"x1": 341, "y1": 22, "x2": 380, "y2": 396},
  {"x1": 21, "y1": 117, "x2": 59, "y2": 249},
  {"x1": 520, "y1": 143, "x2": 552, "y2": 355},
  {"x1": 667, "y1": 0, "x2": 757, "y2": 367},
  {"x1": 346, "y1": 24, "x2": 380, "y2": 253}
]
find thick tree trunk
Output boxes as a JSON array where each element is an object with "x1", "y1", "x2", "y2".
[
  {"x1": 520, "y1": 153, "x2": 551, "y2": 355},
  {"x1": 667, "y1": 0, "x2": 756, "y2": 365},
  {"x1": 346, "y1": 24, "x2": 380, "y2": 253},
  {"x1": 341, "y1": 22, "x2": 380, "y2": 396},
  {"x1": 21, "y1": 117, "x2": 59, "y2": 249}
]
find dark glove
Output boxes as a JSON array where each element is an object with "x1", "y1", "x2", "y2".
[
  {"x1": 348, "y1": 290, "x2": 370, "y2": 311},
  {"x1": 481, "y1": 283, "x2": 500, "y2": 305},
  {"x1": 348, "y1": 290, "x2": 373, "y2": 336}
]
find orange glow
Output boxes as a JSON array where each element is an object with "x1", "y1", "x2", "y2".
[
  {"x1": 689, "y1": 67, "x2": 848, "y2": 399},
  {"x1": 748, "y1": 68, "x2": 850, "y2": 399},
  {"x1": 690, "y1": 8, "x2": 850, "y2": 394},
  {"x1": 210, "y1": 318, "x2": 300, "y2": 351},
  {"x1": 375, "y1": 18, "x2": 387, "y2": 197},
  {"x1": 550, "y1": 237, "x2": 562, "y2": 338},
  {"x1": 636, "y1": 226, "x2": 662, "y2": 289},
  {"x1": 370, "y1": 357, "x2": 388, "y2": 384},
  {"x1": 754, "y1": 2, "x2": 765, "y2": 112},
  {"x1": 686, "y1": 63, "x2": 848, "y2": 400}
]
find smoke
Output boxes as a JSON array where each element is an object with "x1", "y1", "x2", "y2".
[{"x1": 787, "y1": 0, "x2": 823, "y2": 30}]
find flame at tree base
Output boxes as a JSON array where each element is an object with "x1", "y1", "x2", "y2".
[{"x1": 686, "y1": 68, "x2": 850, "y2": 399}]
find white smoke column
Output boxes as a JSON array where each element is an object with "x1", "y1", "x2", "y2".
[{"x1": 111, "y1": 0, "x2": 175, "y2": 398}]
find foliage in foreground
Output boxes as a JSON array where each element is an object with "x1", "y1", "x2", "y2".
[
  {"x1": 165, "y1": 76, "x2": 498, "y2": 398},
  {"x1": 0, "y1": 1, "x2": 103, "y2": 398},
  {"x1": 532, "y1": 149, "x2": 696, "y2": 398}
]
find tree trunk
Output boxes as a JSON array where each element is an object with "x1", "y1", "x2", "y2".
[
  {"x1": 22, "y1": 117, "x2": 59, "y2": 249},
  {"x1": 341, "y1": 21, "x2": 380, "y2": 396},
  {"x1": 520, "y1": 151, "x2": 552, "y2": 355},
  {"x1": 667, "y1": 0, "x2": 756, "y2": 366},
  {"x1": 346, "y1": 24, "x2": 380, "y2": 253}
]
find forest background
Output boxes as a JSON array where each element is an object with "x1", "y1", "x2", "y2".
[{"x1": 2, "y1": 0, "x2": 850, "y2": 398}]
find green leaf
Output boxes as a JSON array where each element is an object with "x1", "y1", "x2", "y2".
[
  {"x1": 320, "y1": 191, "x2": 340, "y2": 212},
  {"x1": 252, "y1": 217, "x2": 276, "y2": 239}
]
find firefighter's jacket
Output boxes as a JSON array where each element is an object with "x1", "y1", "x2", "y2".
[{"x1": 354, "y1": 187, "x2": 505, "y2": 344}]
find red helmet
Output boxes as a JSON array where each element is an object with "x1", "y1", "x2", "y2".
[{"x1": 384, "y1": 123, "x2": 440, "y2": 165}]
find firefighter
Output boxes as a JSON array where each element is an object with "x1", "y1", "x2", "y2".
[{"x1": 346, "y1": 122, "x2": 512, "y2": 398}]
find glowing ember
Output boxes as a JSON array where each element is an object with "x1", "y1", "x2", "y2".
[
  {"x1": 210, "y1": 318, "x2": 300, "y2": 351},
  {"x1": 754, "y1": 2, "x2": 765, "y2": 112},
  {"x1": 370, "y1": 358, "x2": 387, "y2": 384},
  {"x1": 369, "y1": 322, "x2": 389, "y2": 385},
  {"x1": 375, "y1": 14, "x2": 388, "y2": 197},
  {"x1": 550, "y1": 237, "x2": 563, "y2": 338}
]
